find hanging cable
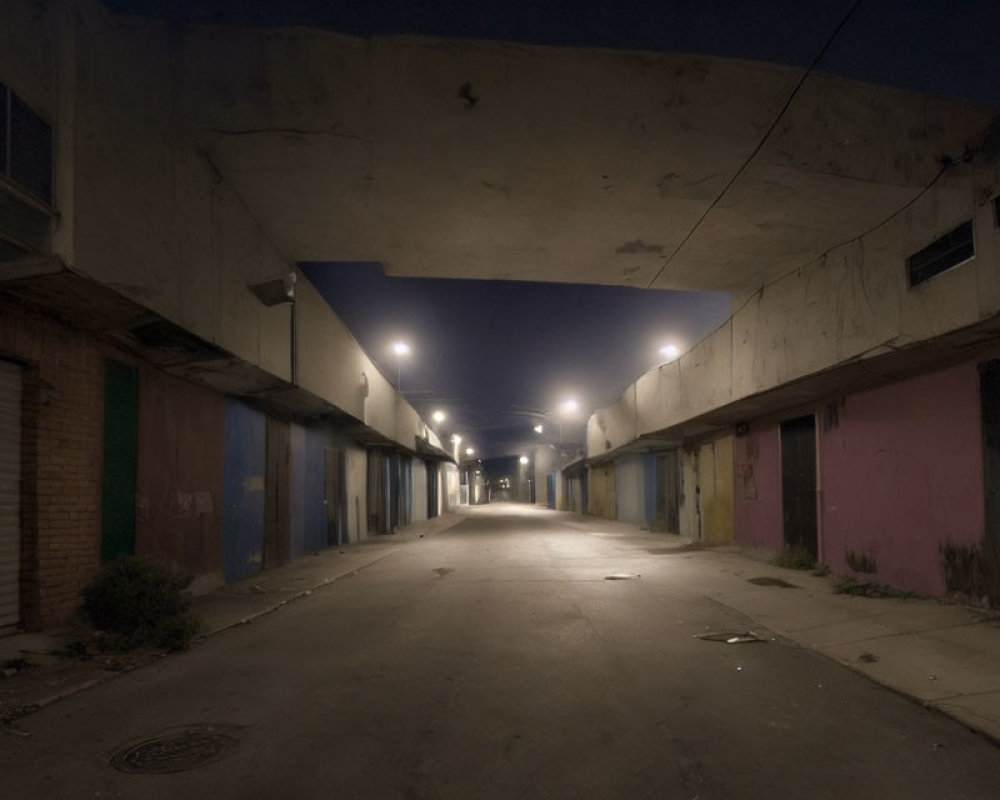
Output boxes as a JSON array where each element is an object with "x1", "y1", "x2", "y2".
[{"x1": 646, "y1": 0, "x2": 867, "y2": 289}]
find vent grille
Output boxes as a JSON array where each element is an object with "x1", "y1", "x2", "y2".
[{"x1": 906, "y1": 220, "x2": 974, "y2": 288}]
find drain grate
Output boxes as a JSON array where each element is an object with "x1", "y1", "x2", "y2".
[{"x1": 110, "y1": 724, "x2": 244, "y2": 774}]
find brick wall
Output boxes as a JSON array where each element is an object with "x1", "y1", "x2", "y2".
[{"x1": 1, "y1": 301, "x2": 108, "y2": 628}]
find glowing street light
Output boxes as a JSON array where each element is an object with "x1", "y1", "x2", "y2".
[
  {"x1": 560, "y1": 398, "x2": 579, "y2": 414},
  {"x1": 465, "y1": 447, "x2": 475, "y2": 456},
  {"x1": 392, "y1": 340, "x2": 410, "y2": 391},
  {"x1": 659, "y1": 343, "x2": 680, "y2": 360},
  {"x1": 519, "y1": 456, "x2": 529, "y2": 465},
  {"x1": 452, "y1": 434, "x2": 462, "y2": 444},
  {"x1": 432, "y1": 410, "x2": 446, "y2": 423},
  {"x1": 533, "y1": 424, "x2": 544, "y2": 434}
]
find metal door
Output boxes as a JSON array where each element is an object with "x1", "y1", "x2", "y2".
[
  {"x1": 0, "y1": 361, "x2": 22, "y2": 629},
  {"x1": 100, "y1": 360, "x2": 137, "y2": 562},
  {"x1": 265, "y1": 418, "x2": 291, "y2": 568},
  {"x1": 780, "y1": 415, "x2": 818, "y2": 557},
  {"x1": 324, "y1": 448, "x2": 346, "y2": 546},
  {"x1": 222, "y1": 399, "x2": 266, "y2": 582},
  {"x1": 426, "y1": 460, "x2": 438, "y2": 518},
  {"x1": 657, "y1": 451, "x2": 681, "y2": 532},
  {"x1": 978, "y1": 361, "x2": 1000, "y2": 603}
]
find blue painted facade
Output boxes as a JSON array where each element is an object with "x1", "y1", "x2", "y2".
[
  {"x1": 290, "y1": 423, "x2": 332, "y2": 557},
  {"x1": 222, "y1": 398, "x2": 267, "y2": 582}
]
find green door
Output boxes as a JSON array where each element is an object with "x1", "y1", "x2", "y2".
[{"x1": 101, "y1": 360, "x2": 138, "y2": 562}]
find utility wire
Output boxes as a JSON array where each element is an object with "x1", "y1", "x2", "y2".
[{"x1": 645, "y1": 0, "x2": 866, "y2": 289}]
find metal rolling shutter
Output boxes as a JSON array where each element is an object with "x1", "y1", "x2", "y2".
[{"x1": 0, "y1": 360, "x2": 22, "y2": 629}]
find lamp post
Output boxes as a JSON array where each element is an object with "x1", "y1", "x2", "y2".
[
  {"x1": 558, "y1": 398, "x2": 578, "y2": 445},
  {"x1": 392, "y1": 341, "x2": 410, "y2": 391}
]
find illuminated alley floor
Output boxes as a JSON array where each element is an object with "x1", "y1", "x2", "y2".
[{"x1": 3, "y1": 504, "x2": 1000, "y2": 799}]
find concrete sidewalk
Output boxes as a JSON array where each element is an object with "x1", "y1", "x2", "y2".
[
  {"x1": 0, "y1": 512, "x2": 464, "y2": 726},
  {"x1": 3, "y1": 507, "x2": 1000, "y2": 748},
  {"x1": 681, "y1": 547, "x2": 1000, "y2": 744}
]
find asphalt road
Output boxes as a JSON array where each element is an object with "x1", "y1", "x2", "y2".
[{"x1": 3, "y1": 504, "x2": 1000, "y2": 799}]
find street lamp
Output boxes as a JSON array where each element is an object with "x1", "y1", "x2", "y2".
[
  {"x1": 659, "y1": 343, "x2": 680, "y2": 361},
  {"x1": 560, "y1": 398, "x2": 578, "y2": 414},
  {"x1": 519, "y1": 455, "x2": 529, "y2": 465},
  {"x1": 533, "y1": 424, "x2": 544, "y2": 434},
  {"x1": 432, "y1": 410, "x2": 446, "y2": 423},
  {"x1": 392, "y1": 340, "x2": 410, "y2": 390},
  {"x1": 465, "y1": 447, "x2": 475, "y2": 457}
]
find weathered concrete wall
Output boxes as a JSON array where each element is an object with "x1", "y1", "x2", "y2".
[
  {"x1": 819, "y1": 362, "x2": 984, "y2": 595},
  {"x1": 697, "y1": 435, "x2": 735, "y2": 546},
  {"x1": 0, "y1": 1, "x2": 434, "y2": 454},
  {"x1": 733, "y1": 423, "x2": 783, "y2": 552},
  {"x1": 591, "y1": 143, "x2": 1000, "y2": 455}
]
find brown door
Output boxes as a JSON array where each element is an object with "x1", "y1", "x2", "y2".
[
  {"x1": 780, "y1": 415, "x2": 817, "y2": 558},
  {"x1": 657, "y1": 451, "x2": 681, "y2": 532}
]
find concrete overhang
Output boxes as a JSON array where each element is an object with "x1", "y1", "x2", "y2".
[
  {"x1": 0, "y1": 258, "x2": 427, "y2": 453},
  {"x1": 610, "y1": 314, "x2": 1000, "y2": 453},
  {"x1": 178, "y1": 29, "x2": 1000, "y2": 293}
]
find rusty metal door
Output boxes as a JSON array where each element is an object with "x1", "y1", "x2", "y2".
[
  {"x1": 265, "y1": 417, "x2": 291, "y2": 568},
  {"x1": 780, "y1": 415, "x2": 818, "y2": 558},
  {"x1": 656, "y1": 451, "x2": 681, "y2": 533}
]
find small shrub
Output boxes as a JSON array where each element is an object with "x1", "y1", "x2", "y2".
[
  {"x1": 82, "y1": 557, "x2": 202, "y2": 652},
  {"x1": 772, "y1": 546, "x2": 816, "y2": 571},
  {"x1": 812, "y1": 563, "x2": 831, "y2": 577},
  {"x1": 833, "y1": 577, "x2": 914, "y2": 599}
]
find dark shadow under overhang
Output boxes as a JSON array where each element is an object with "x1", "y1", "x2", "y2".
[{"x1": 0, "y1": 257, "x2": 424, "y2": 454}]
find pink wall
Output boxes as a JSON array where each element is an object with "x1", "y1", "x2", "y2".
[
  {"x1": 733, "y1": 422, "x2": 783, "y2": 551},
  {"x1": 820, "y1": 362, "x2": 984, "y2": 596}
]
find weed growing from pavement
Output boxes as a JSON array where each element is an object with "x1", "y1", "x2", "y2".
[
  {"x1": 833, "y1": 577, "x2": 915, "y2": 599},
  {"x1": 772, "y1": 546, "x2": 816, "y2": 570},
  {"x1": 83, "y1": 557, "x2": 203, "y2": 652}
]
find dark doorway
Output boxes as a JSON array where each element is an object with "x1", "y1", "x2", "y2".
[
  {"x1": 324, "y1": 448, "x2": 346, "y2": 546},
  {"x1": 656, "y1": 451, "x2": 681, "y2": 532},
  {"x1": 780, "y1": 415, "x2": 818, "y2": 558},
  {"x1": 264, "y1": 418, "x2": 291, "y2": 568},
  {"x1": 977, "y1": 362, "x2": 1000, "y2": 602},
  {"x1": 426, "y1": 461, "x2": 438, "y2": 518},
  {"x1": 101, "y1": 360, "x2": 137, "y2": 562}
]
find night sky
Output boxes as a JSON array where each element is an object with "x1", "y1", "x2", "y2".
[
  {"x1": 300, "y1": 263, "x2": 730, "y2": 457},
  {"x1": 106, "y1": 0, "x2": 1000, "y2": 455}
]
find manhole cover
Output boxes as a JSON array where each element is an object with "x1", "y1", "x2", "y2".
[
  {"x1": 747, "y1": 576, "x2": 797, "y2": 588},
  {"x1": 110, "y1": 724, "x2": 244, "y2": 774}
]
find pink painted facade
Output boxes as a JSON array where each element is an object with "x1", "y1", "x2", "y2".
[
  {"x1": 734, "y1": 360, "x2": 986, "y2": 596},
  {"x1": 733, "y1": 423, "x2": 783, "y2": 551},
  {"x1": 819, "y1": 362, "x2": 984, "y2": 596}
]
